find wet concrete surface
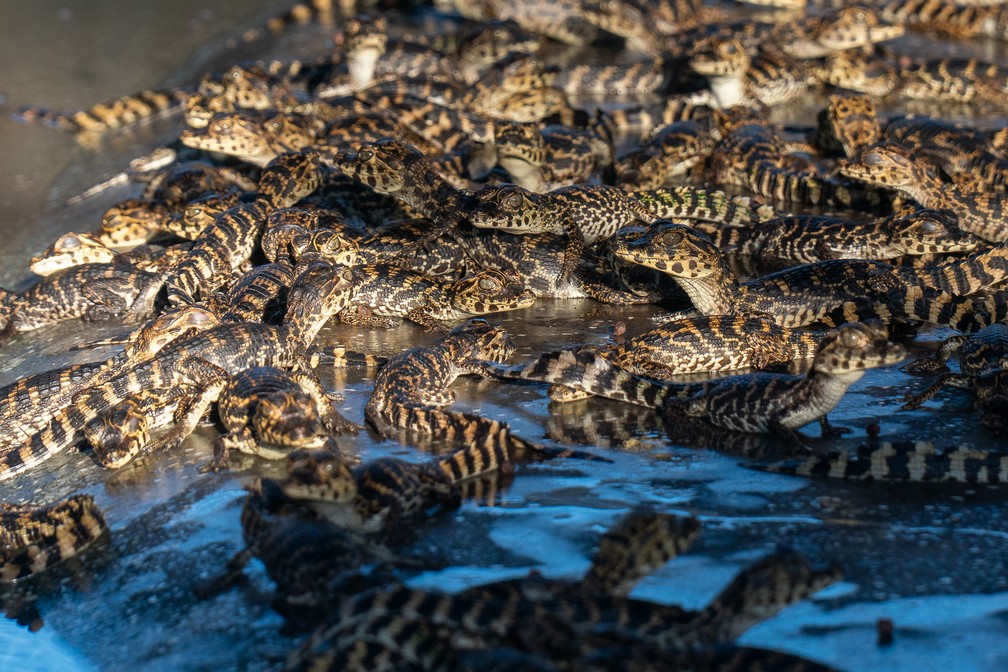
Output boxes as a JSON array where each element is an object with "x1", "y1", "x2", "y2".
[{"x1": 1, "y1": 2, "x2": 1008, "y2": 671}]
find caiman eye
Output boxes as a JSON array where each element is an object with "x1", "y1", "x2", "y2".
[
  {"x1": 478, "y1": 276, "x2": 502, "y2": 292},
  {"x1": 502, "y1": 190, "x2": 524, "y2": 209},
  {"x1": 840, "y1": 328, "x2": 865, "y2": 348},
  {"x1": 659, "y1": 229, "x2": 684, "y2": 247}
]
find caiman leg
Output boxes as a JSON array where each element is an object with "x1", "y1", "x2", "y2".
[
  {"x1": 901, "y1": 372, "x2": 972, "y2": 410},
  {"x1": 559, "y1": 219, "x2": 585, "y2": 285}
]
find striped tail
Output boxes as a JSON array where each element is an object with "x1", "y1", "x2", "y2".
[
  {"x1": 477, "y1": 349, "x2": 684, "y2": 409},
  {"x1": 582, "y1": 511, "x2": 701, "y2": 596},
  {"x1": 230, "y1": 0, "x2": 335, "y2": 46},
  {"x1": 377, "y1": 406, "x2": 600, "y2": 483},
  {"x1": 914, "y1": 245, "x2": 1008, "y2": 295},
  {"x1": 634, "y1": 186, "x2": 776, "y2": 225},
  {"x1": 0, "y1": 403, "x2": 92, "y2": 482},
  {"x1": 822, "y1": 284, "x2": 991, "y2": 332},
  {"x1": 755, "y1": 441, "x2": 1008, "y2": 484},
  {"x1": 690, "y1": 550, "x2": 842, "y2": 644},
  {"x1": 0, "y1": 494, "x2": 108, "y2": 582},
  {"x1": 13, "y1": 89, "x2": 188, "y2": 134}
]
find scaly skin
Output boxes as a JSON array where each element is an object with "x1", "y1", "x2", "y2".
[
  {"x1": 841, "y1": 143, "x2": 1008, "y2": 242},
  {"x1": 287, "y1": 511, "x2": 839, "y2": 670},
  {"x1": 758, "y1": 439, "x2": 1008, "y2": 483},
  {"x1": 0, "y1": 306, "x2": 218, "y2": 448},
  {"x1": 479, "y1": 322, "x2": 906, "y2": 442},
  {"x1": 165, "y1": 197, "x2": 272, "y2": 306},
  {"x1": 338, "y1": 264, "x2": 536, "y2": 331},
  {"x1": 0, "y1": 263, "x2": 360, "y2": 481},
  {"x1": 0, "y1": 263, "x2": 162, "y2": 336},
  {"x1": 611, "y1": 221, "x2": 997, "y2": 331},
  {"x1": 0, "y1": 495, "x2": 107, "y2": 583},
  {"x1": 697, "y1": 208, "x2": 978, "y2": 264},
  {"x1": 365, "y1": 319, "x2": 591, "y2": 478}
]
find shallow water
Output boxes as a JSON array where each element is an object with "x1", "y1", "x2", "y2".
[{"x1": 1, "y1": 2, "x2": 1008, "y2": 671}]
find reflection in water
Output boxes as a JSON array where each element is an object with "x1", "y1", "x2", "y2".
[{"x1": 1, "y1": 2, "x2": 1008, "y2": 671}]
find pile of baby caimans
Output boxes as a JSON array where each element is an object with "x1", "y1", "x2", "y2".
[{"x1": 4, "y1": 0, "x2": 1008, "y2": 668}]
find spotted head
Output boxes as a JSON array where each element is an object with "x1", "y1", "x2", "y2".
[
  {"x1": 280, "y1": 449, "x2": 357, "y2": 504},
  {"x1": 216, "y1": 64, "x2": 281, "y2": 110},
  {"x1": 175, "y1": 191, "x2": 240, "y2": 238},
  {"x1": 30, "y1": 232, "x2": 117, "y2": 276},
  {"x1": 98, "y1": 198, "x2": 169, "y2": 247},
  {"x1": 342, "y1": 15, "x2": 388, "y2": 87},
  {"x1": 469, "y1": 184, "x2": 545, "y2": 232},
  {"x1": 820, "y1": 94, "x2": 881, "y2": 156},
  {"x1": 251, "y1": 390, "x2": 327, "y2": 449},
  {"x1": 449, "y1": 269, "x2": 536, "y2": 316},
  {"x1": 975, "y1": 369, "x2": 1008, "y2": 433},
  {"x1": 443, "y1": 318, "x2": 516, "y2": 363},
  {"x1": 495, "y1": 122, "x2": 547, "y2": 166},
  {"x1": 335, "y1": 140, "x2": 426, "y2": 194},
  {"x1": 127, "y1": 305, "x2": 219, "y2": 359},
  {"x1": 285, "y1": 261, "x2": 361, "y2": 345},
  {"x1": 815, "y1": 52, "x2": 898, "y2": 97},
  {"x1": 690, "y1": 38, "x2": 750, "y2": 78},
  {"x1": 610, "y1": 220, "x2": 725, "y2": 279},
  {"x1": 811, "y1": 321, "x2": 906, "y2": 375},
  {"x1": 457, "y1": 19, "x2": 541, "y2": 82},
  {"x1": 301, "y1": 229, "x2": 360, "y2": 266},
  {"x1": 183, "y1": 91, "x2": 235, "y2": 129},
  {"x1": 85, "y1": 399, "x2": 150, "y2": 469},
  {"x1": 887, "y1": 209, "x2": 977, "y2": 256},
  {"x1": 839, "y1": 144, "x2": 922, "y2": 189},
  {"x1": 494, "y1": 87, "x2": 573, "y2": 124},
  {"x1": 813, "y1": 6, "x2": 903, "y2": 52}
]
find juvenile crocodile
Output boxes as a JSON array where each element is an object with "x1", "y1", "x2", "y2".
[
  {"x1": 479, "y1": 322, "x2": 905, "y2": 442},
  {"x1": 13, "y1": 89, "x2": 189, "y2": 136},
  {"x1": 29, "y1": 233, "x2": 194, "y2": 277},
  {"x1": 0, "y1": 306, "x2": 217, "y2": 448},
  {"x1": 213, "y1": 261, "x2": 295, "y2": 325},
  {"x1": 881, "y1": 116, "x2": 1008, "y2": 193},
  {"x1": 365, "y1": 319, "x2": 591, "y2": 474},
  {"x1": 809, "y1": 94, "x2": 882, "y2": 158},
  {"x1": 758, "y1": 440, "x2": 1008, "y2": 483},
  {"x1": 165, "y1": 197, "x2": 272, "y2": 306},
  {"x1": 339, "y1": 264, "x2": 535, "y2": 331},
  {"x1": 615, "y1": 119, "x2": 716, "y2": 190},
  {"x1": 1, "y1": 494, "x2": 107, "y2": 583},
  {"x1": 469, "y1": 182, "x2": 773, "y2": 283},
  {"x1": 179, "y1": 111, "x2": 324, "y2": 167},
  {"x1": 696, "y1": 208, "x2": 977, "y2": 264},
  {"x1": 580, "y1": 314, "x2": 822, "y2": 380},
  {"x1": 840, "y1": 143, "x2": 1008, "y2": 243},
  {"x1": 900, "y1": 324, "x2": 1008, "y2": 431},
  {"x1": 611, "y1": 221, "x2": 997, "y2": 331},
  {"x1": 450, "y1": 225, "x2": 658, "y2": 304},
  {"x1": 0, "y1": 263, "x2": 361, "y2": 481},
  {"x1": 0, "y1": 263, "x2": 162, "y2": 338},
  {"x1": 709, "y1": 122, "x2": 882, "y2": 209},
  {"x1": 333, "y1": 140, "x2": 469, "y2": 240},
  {"x1": 288, "y1": 510, "x2": 840, "y2": 670},
  {"x1": 203, "y1": 366, "x2": 361, "y2": 470},
  {"x1": 689, "y1": 40, "x2": 812, "y2": 108},
  {"x1": 493, "y1": 121, "x2": 612, "y2": 192}
]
